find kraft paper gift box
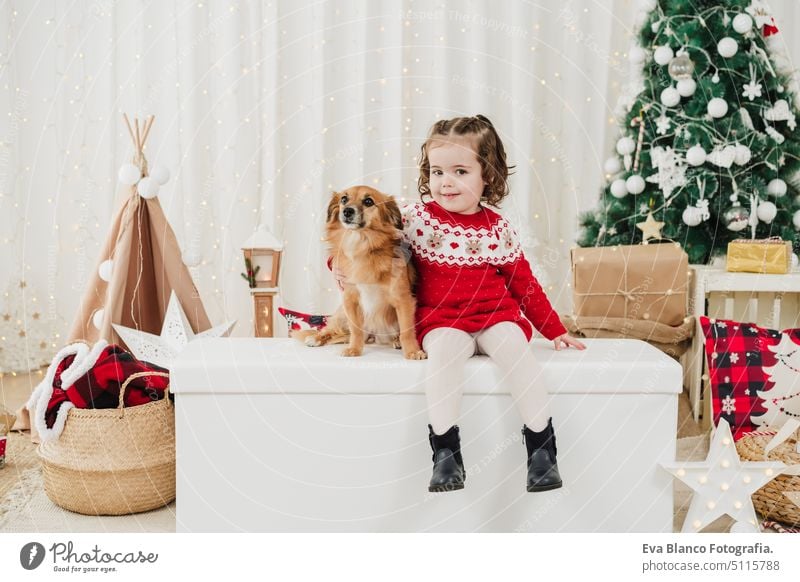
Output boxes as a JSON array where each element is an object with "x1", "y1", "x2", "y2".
[
  {"x1": 726, "y1": 238, "x2": 792, "y2": 274},
  {"x1": 571, "y1": 243, "x2": 689, "y2": 327}
]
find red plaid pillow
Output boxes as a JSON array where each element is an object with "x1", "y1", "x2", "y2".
[
  {"x1": 278, "y1": 307, "x2": 328, "y2": 332},
  {"x1": 700, "y1": 316, "x2": 800, "y2": 440}
]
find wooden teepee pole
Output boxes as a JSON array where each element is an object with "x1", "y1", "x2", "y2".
[
  {"x1": 134, "y1": 118, "x2": 141, "y2": 153},
  {"x1": 122, "y1": 113, "x2": 136, "y2": 148},
  {"x1": 140, "y1": 115, "x2": 155, "y2": 149}
]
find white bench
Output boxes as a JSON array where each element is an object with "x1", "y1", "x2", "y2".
[{"x1": 171, "y1": 337, "x2": 681, "y2": 532}]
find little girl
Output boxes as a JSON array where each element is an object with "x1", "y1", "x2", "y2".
[{"x1": 404, "y1": 115, "x2": 585, "y2": 493}]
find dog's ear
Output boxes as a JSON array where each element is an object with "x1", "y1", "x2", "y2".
[
  {"x1": 380, "y1": 196, "x2": 403, "y2": 230},
  {"x1": 326, "y1": 192, "x2": 341, "y2": 224}
]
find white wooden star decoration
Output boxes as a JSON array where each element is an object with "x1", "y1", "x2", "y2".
[
  {"x1": 661, "y1": 419, "x2": 786, "y2": 533},
  {"x1": 113, "y1": 291, "x2": 236, "y2": 369}
]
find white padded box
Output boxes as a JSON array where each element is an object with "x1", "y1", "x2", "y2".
[{"x1": 171, "y1": 337, "x2": 681, "y2": 532}]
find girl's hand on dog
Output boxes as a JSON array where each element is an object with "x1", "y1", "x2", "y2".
[
  {"x1": 332, "y1": 261, "x2": 348, "y2": 291},
  {"x1": 553, "y1": 333, "x2": 586, "y2": 351}
]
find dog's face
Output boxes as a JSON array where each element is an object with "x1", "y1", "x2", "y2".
[{"x1": 327, "y1": 186, "x2": 402, "y2": 231}]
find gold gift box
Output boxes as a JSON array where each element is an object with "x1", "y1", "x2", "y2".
[{"x1": 726, "y1": 238, "x2": 792, "y2": 274}]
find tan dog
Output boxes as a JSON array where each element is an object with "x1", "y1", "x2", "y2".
[{"x1": 296, "y1": 186, "x2": 426, "y2": 360}]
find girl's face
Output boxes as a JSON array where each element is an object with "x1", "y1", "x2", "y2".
[{"x1": 427, "y1": 139, "x2": 486, "y2": 215}]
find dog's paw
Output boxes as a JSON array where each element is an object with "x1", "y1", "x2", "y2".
[
  {"x1": 304, "y1": 336, "x2": 322, "y2": 347},
  {"x1": 405, "y1": 349, "x2": 427, "y2": 360},
  {"x1": 391, "y1": 337, "x2": 402, "y2": 349},
  {"x1": 341, "y1": 347, "x2": 363, "y2": 357}
]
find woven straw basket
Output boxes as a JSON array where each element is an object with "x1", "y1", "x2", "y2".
[
  {"x1": 38, "y1": 372, "x2": 175, "y2": 516},
  {"x1": 736, "y1": 430, "x2": 800, "y2": 527}
]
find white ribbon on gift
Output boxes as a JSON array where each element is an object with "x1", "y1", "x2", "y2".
[{"x1": 762, "y1": 418, "x2": 800, "y2": 476}]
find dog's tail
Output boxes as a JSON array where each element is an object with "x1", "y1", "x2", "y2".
[
  {"x1": 290, "y1": 329, "x2": 318, "y2": 342},
  {"x1": 290, "y1": 328, "x2": 350, "y2": 346}
]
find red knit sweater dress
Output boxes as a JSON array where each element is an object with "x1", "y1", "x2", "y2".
[{"x1": 401, "y1": 200, "x2": 567, "y2": 346}]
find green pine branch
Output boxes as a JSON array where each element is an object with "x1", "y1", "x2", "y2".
[{"x1": 241, "y1": 257, "x2": 261, "y2": 288}]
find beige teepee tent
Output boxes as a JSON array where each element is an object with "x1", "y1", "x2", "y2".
[
  {"x1": 15, "y1": 115, "x2": 213, "y2": 439},
  {"x1": 69, "y1": 114, "x2": 211, "y2": 345}
]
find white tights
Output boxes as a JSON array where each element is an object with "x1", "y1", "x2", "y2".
[{"x1": 422, "y1": 322, "x2": 551, "y2": 435}]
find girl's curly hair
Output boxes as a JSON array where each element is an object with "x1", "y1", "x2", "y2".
[{"x1": 417, "y1": 114, "x2": 515, "y2": 207}]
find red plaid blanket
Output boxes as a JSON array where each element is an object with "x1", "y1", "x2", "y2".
[
  {"x1": 700, "y1": 316, "x2": 800, "y2": 440},
  {"x1": 28, "y1": 340, "x2": 169, "y2": 441}
]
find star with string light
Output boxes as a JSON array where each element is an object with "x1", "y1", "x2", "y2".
[
  {"x1": 636, "y1": 212, "x2": 664, "y2": 242},
  {"x1": 661, "y1": 419, "x2": 786, "y2": 533},
  {"x1": 112, "y1": 291, "x2": 236, "y2": 369}
]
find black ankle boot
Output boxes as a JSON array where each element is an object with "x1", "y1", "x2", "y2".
[
  {"x1": 427, "y1": 424, "x2": 465, "y2": 492},
  {"x1": 522, "y1": 418, "x2": 562, "y2": 492}
]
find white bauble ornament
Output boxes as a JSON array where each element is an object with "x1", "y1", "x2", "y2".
[
  {"x1": 708, "y1": 98, "x2": 728, "y2": 118},
  {"x1": 610, "y1": 179, "x2": 628, "y2": 198},
  {"x1": 92, "y1": 308, "x2": 105, "y2": 331},
  {"x1": 757, "y1": 201, "x2": 777, "y2": 223},
  {"x1": 182, "y1": 249, "x2": 202, "y2": 268},
  {"x1": 717, "y1": 37, "x2": 738, "y2": 58},
  {"x1": 792, "y1": 253, "x2": 799, "y2": 269},
  {"x1": 767, "y1": 178, "x2": 787, "y2": 197},
  {"x1": 654, "y1": 45, "x2": 674, "y2": 66},
  {"x1": 794, "y1": 210, "x2": 800, "y2": 229},
  {"x1": 149, "y1": 165, "x2": 170, "y2": 185},
  {"x1": 682, "y1": 207, "x2": 702, "y2": 227},
  {"x1": 677, "y1": 78, "x2": 696, "y2": 97},
  {"x1": 734, "y1": 144, "x2": 751, "y2": 166},
  {"x1": 98, "y1": 259, "x2": 114, "y2": 282},
  {"x1": 686, "y1": 145, "x2": 707, "y2": 166},
  {"x1": 629, "y1": 46, "x2": 647, "y2": 65},
  {"x1": 616, "y1": 137, "x2": 636, "y2": 156},
  {"x1": 604, "y1": 157, "x2": 622, "y2": 174},
  {"x1": 626, "y1": 174, "x2": 646, "y2": 195},
  {"x1": 137, "y1": 177, "x2": 160, "y2": 199},
  {"x1": 732, "y1": 13, "x2": 753, "y2": 34},
  {"x1": 117, "y1": 163, "x2": 141, "y2": 186},
  {"x1": 661, "y1": 87, "x2": 681, "y2": 107}
]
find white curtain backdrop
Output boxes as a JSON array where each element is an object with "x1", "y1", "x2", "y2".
[{"x1": 1, "y1": 0, "x2": 799, "y2": 348}]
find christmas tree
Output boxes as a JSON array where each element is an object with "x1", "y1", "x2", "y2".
[
  {"x1": 579, "y1": 0, "x2": 800, "y2": 264},
  {"x1": 0, "y1": 279, "x2": 63, "y2": 375},
  {"x1": 755, "y1": 332, "x2": 800, "y2": 428}
]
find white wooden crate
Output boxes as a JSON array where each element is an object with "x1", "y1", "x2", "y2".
[{"x1": 685, "y1": 265, "x2": 800, "y2": 423}]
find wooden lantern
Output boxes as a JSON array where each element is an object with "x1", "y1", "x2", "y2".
[
  {"x1": 241, "y1": 226, "x2": 283, "y2": 337},
  {"x1": 241, "y1": 226, "x2": 283, "y2": 289},
  {"x1": 251, "y1": 291, "x2": 275, "y2": 338}
]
